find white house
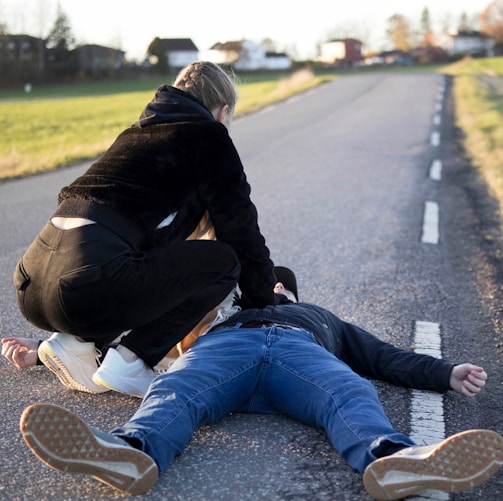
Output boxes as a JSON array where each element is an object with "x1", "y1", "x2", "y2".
[
  {"x1": 439, "y1": 30, "x2": 494, "y2": 57},
  {"x1": 158, "y1": 38, "x2": 199, "y2": 69},
  {"x1": 202, "y1": 39, "x2": 291, "y2": 70},
  {"x1": 202, "y1": 39, "x2": 266, "y2": 70},
  {"x1": 263, "y1": 52, "x2": 292, "y2": 70}
]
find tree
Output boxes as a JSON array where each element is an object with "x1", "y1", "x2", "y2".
[
  {"x1": 481, "y1": 0, "x2": 503, "y2": 45},
  {"x1": 261, "y1": 38, "x2": 277, "y2": 52},
  {"x1": 46, "y1": 2, "x2": 75, "y2": 51},
  {"x1": 420, "y1": 7, "x2": 434, "y2": 46},
  {"x1": 147, "y1": 37, "x2": 169, "y2": 73},
  {"x1": 458, "y1": 12, "x2": 470, "y2": 31},
  {"x1": 45, "y1": 2, "x2": 76, "y2": 78},
  {"x1": 386, "y1": 14, "x2": 412, "y2": 51}
]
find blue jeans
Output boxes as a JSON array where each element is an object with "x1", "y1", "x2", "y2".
[{"x1": 113, "y1": 326, "x2": 415, "y2": 473}]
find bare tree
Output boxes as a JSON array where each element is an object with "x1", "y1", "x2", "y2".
[
  {"x1": 420, "y1": 7, "x2": 434, "y2": 45},
  {"x1": 324, "y1": 22, "x2": 371, "y2": 52},
  {"x1": 386, "y1": 14, "x2": 412, "y2": 51},
  {"x1": 481, "y1": 0, "x2": 503, "y2": 44},
  {"x1": 46, "y1": 2, "x2": 75, "y2": 51},
  {"x1": 261, "y1": 38, "x2": 277, "y2": 52}
]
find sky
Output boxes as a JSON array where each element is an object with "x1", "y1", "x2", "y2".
[{"x1": 1, "y1": 0, "x2": 494, "y2": 61}]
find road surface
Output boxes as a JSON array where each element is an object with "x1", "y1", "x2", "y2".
[{"x1": 1, "y1": 72, "x2": 502, "y2": 500}]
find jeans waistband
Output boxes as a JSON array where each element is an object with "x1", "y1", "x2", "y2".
[
  {"x1": 210, "y1": 321, "x2": 306, "y2": 333},
  {"x1": 54, "y1": 199, "x2": 147, "y2": 248}
]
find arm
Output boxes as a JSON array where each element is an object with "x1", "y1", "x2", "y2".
[
  {"x1": 331, "y1": 319, "x2": 485, "y2": 397},
  {"x1": 315, "y1": 310, "x2": 455, "y2": 392},
  {"x1": 1, "y1": 337, "x2": 40, "y2": 369},
  {"x1": 198, "y1": 124, "x2": 276, "y2": 307}
]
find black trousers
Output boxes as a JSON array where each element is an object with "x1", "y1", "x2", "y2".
[{"x1": 13, "y1": 221, "x2": 240, "y2": 367}]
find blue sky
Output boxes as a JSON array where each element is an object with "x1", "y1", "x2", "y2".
[{"x1": 3, "y1": 0, "x2": 493, "y2": 60}]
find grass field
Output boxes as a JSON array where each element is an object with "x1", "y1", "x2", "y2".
[
  {"x1": 2, "y1": 60, "x2": 503, "y2": 235},
  {"x1": 0, "y1": 69, "x2": 332, "y2": 180},
  {"x1": 443, "y1": 57, "x2": 503, "y2": 223}
]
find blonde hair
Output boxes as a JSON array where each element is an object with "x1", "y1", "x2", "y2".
[{"x1": 173, "y1": 61, "x2": 238, "y2": 112}]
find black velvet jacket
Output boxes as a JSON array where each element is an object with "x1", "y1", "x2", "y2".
[{"x1": 54, "y1": 85, "x2": 276, "y2": 307}]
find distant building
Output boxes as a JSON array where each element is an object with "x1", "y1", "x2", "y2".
[
  {"x1": 0, "y1": 33, "x2": 46, "y2": 84},
  {"x1": 318, "y1": 38, "x2": 363, "y2": 67},
  {"x1": 203, "y1": 39, "x2": 265, "y2": 70},
  {"x1": 203, "y1": 39, "x2": 291, "y2": 70},
  {"x1": 263, "y1": 51, "x2": 292, "y2": 70},
  {"x1": 0, "y1": 33, "x2": 44, "y2": 64},
  {"x1": 157, "y1": 38, "x2": 199, "y2": 69},
  {"x1": 74, "y1": 44, "x2": 126, "y2": 75},
  {"x1": 438, "y1": 30, "x2": 495, "y2": 57}
]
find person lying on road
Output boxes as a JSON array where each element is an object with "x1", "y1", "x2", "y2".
[{"x1": 19, "y1": 269, "x2": 502, "y2": 500}]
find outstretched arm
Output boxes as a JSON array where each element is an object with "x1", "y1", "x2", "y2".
[
  {"x1": 449, "y1": 364, "x2": 487, "y2": 398},
  {"x1": 1, "y1": 338, "x2": 39, "y2": 369}
]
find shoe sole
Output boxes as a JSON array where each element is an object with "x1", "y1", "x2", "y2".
[
  {"x1": 20, "y1": 403, "x2": 158, "y2": 495},
  {"x1": 38, "y1": 342, "x2": 108, "y2": 394},
  {"x1": 363, "y1": 429, "x2": 503, "y2": 500}
]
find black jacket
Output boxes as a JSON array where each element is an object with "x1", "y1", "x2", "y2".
[{"x1": 54, "y1": 85, "x2": 276, "y2": 307}]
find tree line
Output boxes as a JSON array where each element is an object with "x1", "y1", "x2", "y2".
[{"x1": 3, "y1": 2, "x2": 503, "y2": 87}]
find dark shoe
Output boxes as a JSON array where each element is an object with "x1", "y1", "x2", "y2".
[
  {"x1": 20, "y1": 403, "x2": 158, "y2": 495},
  {"x1": 274, "y1": 266, "x2": 298, "y2": 301},
  {"x1": 363, "y1": 429, "x2": 503, "y2": 500}
]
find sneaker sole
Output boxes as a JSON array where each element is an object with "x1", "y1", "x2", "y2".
[
  {"x1": 38, "y1": 342, "x2": 108, "y2": 394},
  {"x1": 20, "y1": 403, "x2": 158, "y2": 495},
  {"x1": 363, "y1": 429, "x2": 503, "y2": 500}
]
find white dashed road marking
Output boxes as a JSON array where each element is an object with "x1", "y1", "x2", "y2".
[
  {"x1": 421, "y1": 201, "x2": 439, "y2": 244},
  {"x1": 429, "y1": 159, "x2": 442, "y2": 181},
  {"x1": 430, "y1": 131, "x2": 440, "y2": 146},
  {"x1": 408, "y1": 321, "x2": 448, "y2": 501}
]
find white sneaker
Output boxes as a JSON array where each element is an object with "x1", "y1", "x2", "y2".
[
  {"x1": 363, "y1": 429, "x2": 503, "y2": 500},
  {"x1": 20, "y1": 403, "x2": 158, "y2": 495},
  {"x1": 38, "y1": 332, "x2": 109, "y2": 394},
  {"x1": 92, "y1": 347, "x2": 155, "y2": 398}
]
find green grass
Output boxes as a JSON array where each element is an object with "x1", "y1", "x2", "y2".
[
  {"x1": 443, "y1": 57, "x2": 503, "y2": 220},
  {"x1": 0, "y1": 70, "x2": 333, "y2": 180},
  {"x1": 3, "y1": 57, "x2": 503, "y2": 230}
]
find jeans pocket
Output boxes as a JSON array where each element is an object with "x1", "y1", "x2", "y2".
[
  {"x1": 58, "y1": 265, "x2": 116, "y2": 326},
  {"x1": 13, "y1": 259, "x2": 31, "y2": 318},
  {"x1": 13, "y1": 259, "x2": 31, "y2": 290}
]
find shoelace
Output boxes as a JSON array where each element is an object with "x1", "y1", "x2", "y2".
[{"x1": 154, "y1": 357, "x2": 177, "y2": 375}]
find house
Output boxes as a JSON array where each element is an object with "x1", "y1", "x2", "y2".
[
  {"x1": 409, "y1": 46, "x2": 448, "y2": 65},
  {"x1": 318, "y1": 38, "x2": 363, "y2": 67},
  {"x1": 203, "y1": 39, "x2": 266, "y2": 70},
  {"x1": 0, "y1": 34, "x2": 46, "y2": 84},
  {"x1": 157, "y1": 38, "x2": 199, "y2": 69},
  {"x1": 263, "y1": 51, "x2": 292, "y2": 70},
  {"x1": 377, "y1": 49, "x2": 414, "y2": 66},
  {"x1": 74, "y1": 44, "x2": 126, "y2": 75},
  {"x1": 439, "y1": 30, "x2": 494, "y2": 57},
  {"x1": 0, "y1": 33, "x2": 44, "y2": 64}
]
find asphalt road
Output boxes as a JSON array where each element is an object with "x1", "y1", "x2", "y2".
[{"x1": 1, "y1": 72, "x2": 502, "y2": 501}]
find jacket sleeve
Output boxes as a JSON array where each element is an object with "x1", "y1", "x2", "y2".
[
  {"x1": 323, "y1": 311, "x2": 454, "y2": 392},
  {"x1": 196, "y1": 123, "x2": 276, "y2": 307}
]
